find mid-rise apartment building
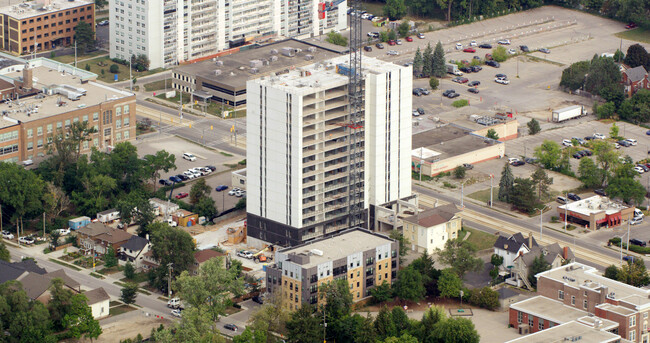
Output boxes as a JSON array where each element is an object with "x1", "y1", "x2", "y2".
[
  {"x1": 109, "y1": 0, "x2": 345, "y2": 69},
  {"x1": 246, "y1": 55, "x2": 412, "y2": 246},
  {"x1": 0, "y1": 53, "x2": 136, "y2": 164},
  {"x1": 265, "y1": 228, "x2": 398, "y2": 310},
  {"x1": 510, "y1": 262, "x2": 650, "y2": 342},
  {"x1": 0, "y1": 0, "x2": 95, "y2": 55}
]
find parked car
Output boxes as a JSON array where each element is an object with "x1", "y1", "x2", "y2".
[
  {"x1": 634, "y1": 166, "x2": 645, "y2": 174},
  {"x1": 463, "y1": 47, "x2": 476, "y2": 53},
  {"x1": 511, "y1": 160, "x2": 525, "y2": 166},
  {"x1": 55, "y1": 228, "x2": 71, "y2": 236},
  {"x1": 498, "y1": 39, "x2": 511, "y2": 45},
  {"x1": 375, "y1": 43, "x2": 384, "y2": 49},
  {"x1": 168, "y1": 298, "x2": 183, "y2": 308},
  {"x1": 182, "y1": 152, "x2": 196, "y2": 161},
  {"x1": 524, "y1": 157, "x2": 538, "y2": 164},
  {"x1": 625, "y1": 138, "x2": 637, "y2": 146},
  {"x1": 623, "y1": 255, "x2": 635, "y2": 262},
  {"x1": 581, "y1": 150, "x2": 592, "y2": 156},
  {"x1": 468, "y1": 88, "x2": 479, "y2": 94},
  {"x1": 98, "y1": 20, "x2": 109, "y2": 26},
  {"x1": 395, "y1": 39, "x2": 402, "y2": 45},
  {"x1": 630, "y1": 238, "x2": 646, "y2": 247},
  {"x1": 416, "y1": 108, "x2": 425, "y2": 115},
  {"x1": 479, "y1": 43, "x2": 492, "y2": 49},
  {"x1": 520, "y1": 45, "x2": 530, "y2": 52},
  {"x1": 625, "y1": 23, "x2": 637, "y2": 29},
  {"x1": 412, "y1": 110, "x2": 420, "y2": 117},
  {"x1": 229, "y1": 188, "x2": 241, "y2": 196},
  {"x1": 363, "y1": 46, "x2": 372, "y2": 52},
  {"x1": 507, "y1": 48, "x2": 517, "y2": 54},
  {"x1": 455, "y1": 43, "x2": 463, "y2": 50},
  {"x1": 18, "y1": 236, "x2": 34, "y2": 245},
  {"x1": 237, "y1": 250, "x2": 253, "y2": 259},
  {"x1": 495, "y1": 73, "x2": 507, "y2": 79},
  {"x1": 539, "y1": 48, "x2": 551, "y2": 54},
  {"x1": 618, "y1": 140, "x2": 631, "y2": 147},
  {"x1": 630, "y1": 217, "x2": 643, "y2": 225},
  {"x1": 176, "y1": 174, "x2": 189, "y2": 181},
  {"x1": 459, "y1": 67, "x2": 472, "y2": 73},
  {"x1": 224, "y1": 324, "x2": 238, "y2": 332},
  {"x1": 594, "y1": 189, "x2": 607, "y2": 196},
  {"x1": 216, "y1": 185, "x2": 228, "y2": 192},
  {"x1": 562, "y1": 139, "x2": 573, "y2": 147},
  {"x1": 236, "y1": 190, "x2": 246, "y2": 197},
  {"x1": 592, "y1": 133, "x2": 605, "y2": 139},
  {"x1": 252, "y1": 296, "x2": 264, "y2": 304},
  {"x1": 573, "y1": 152, "x2": 584, "y2": 159},
  {"x1": 171, "y1": 309, "x2": 182, "y2": 318},
  {"x1": 419, "y1": 88, "x2": 430, "y2": 95},
  {"x1": 405, "y1": 36, "x2": 413, "y2": 42},
  {"x1": 495, "y1": 78, "x2": 509, "y2": 85},
  {"x1": 639, "y1": 164, "x2": 650, "y2": 172},
  {"x1": 556, "y1": 196, "x2": 568, "y2": 204},
  {"x1": 175, "y1": 192, "x2": 189, "y2": 199},
  {"x1": 468, "y1": 81, "x2": 480, "y2": 87},
  {"x1": 159, "y1": 179, "x2": 173, "y2": 186},
  {"x1": 508, "y1": 158, "x2": 521, "y2": 165},
  {"x1": 2, "y1": 230, "x2": 14, "y2": 239},
  {"x1": 571, "y1": 137, "x2": 586, "y2": 145},
  {"x1": 447, "y1": 92, "x2": 460, "y2": 98},
  {"x1": 388, "y1": 40, "x2": 396, "y2": 46},
  {"x1": 567, "y1": 193, "x2": 581, "y2": 201},
  {"x1": 470, "y1": 65, "x2": 482, "y2": 72},
  {"x1": 417, "y1": 33, "x2": 425, "y2": 39},
  {"x1": 387, "y1": 50, "x2": 399, "y2": 56},
  {"x1": 205, "y1": 165, "x2": 217, "y2": 172},
  {"x1": 486, "y1": 60, "x2": 500, "y2": 68},
  {"x1": 442, "y1": 89, "x2": 456, "y2": 97},
  {"x1": 462, "y1": 163, "x2": 474, "y2": 170},
  {"x1": 182, "y1": 171, "x2": 196, "y2": 179}
]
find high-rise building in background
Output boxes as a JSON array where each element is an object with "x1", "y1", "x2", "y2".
[
  {"x1": 109, "y1": 0, "x2": 346, "y2": 69},
  {"x1": 246, "y1": 55, "x2": 412, "y2": 246}
]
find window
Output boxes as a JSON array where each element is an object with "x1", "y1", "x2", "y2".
[
  {"x1": 93, "y1": 112, "x2": 99, "y2": 121},
  {"x1": 630, "y1": 330, "x2": 635, "y2": 341},
  {"x1": 124, "y1": 131, "x2": 129, "y2": 139},
  {"x1": 558, "y1": 290, "x2": 564, "y2": 300},
  {"x1": 644, "y1": 312, "x2": 648, "y2": 319},
  {"x1": 124, "y1": 117, "x2": 130, "y2": 126},
  {"x1": 630, "y1": 316, "x2": 636, "y2": 327},
  {"x1": 65, "y1": 119, "x2": 70, "y2": 128},
  {"x1": 37, "y1": 127, "x2": 42, "y2": 136},
  {"x1": 57, "y1": 121, "x2": 62, "y2": 129},
  {"x1": 83, "y1": 140, "x2": 88, "y2": 149},
  {"x1": 104, "y1": 128, "x2": 111, "y2": 136},
  {"x1": 27, "y1": 129, "x2": 33, "y2": 138},
  {"x1": 571, "y1": 296, "x2": 575, "y2": 306},
  {"x1": 93, "y1": 138, "x2": 98, "y2": 146},
  {"x1": 73, "y1": 117, "x2": 79, "y2": 123},
  {"x1": 583, "y1": 300, "x2": 587, "y2": 309},
  {"x1": 37, "y1": 139, "x2": 43, "y2": 148},
  {"x1": 528, "y1": 315, "x2": 534, "y2": 327},
  {"x1": 116, "y1": 106, "x2": 121, "y2": 116},
  {"x1": 47, "y1": 124, "x2": 52, "y2": 133},
  {"x1": 116, "y1": 132, "x2": 122, "y2": 141},
  {"x1": 83, "y1": 115, "x2": 88, "y2": 122},
  {"x1": 27, "y1": 142, "x2": 33, "y2": 150},
  {"x1": 538, "y1": 320, "x2": 543, "y2": 331},
  {"x1": 116, "y1": 119, "x2": 121, "y2": 128}
]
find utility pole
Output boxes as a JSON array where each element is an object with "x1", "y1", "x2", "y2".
[
  {"x1": 129, "y1": 57, "x2": 133, "y2": 91},
  {"x1": 419, "y1": 149, "x2": 423, "y2": 182},
  {"x1": 43, "y1": 212, "x2": 45, "y2": 238},
  {"x1": 167, "y1": 263, "x2": 173, "y2": 298},
  {"x1": 234, "y1": 108, "x2": 237, "y2": 147},
  {"x1": 489, "y1": 174, "x2": 493, "y2": 208},
  {"x1": 627, "y1": 214, "x2": 631, "y2": 256},
  {"x1": 74, "y1": 40, "x2": 77, "y2": 69}
]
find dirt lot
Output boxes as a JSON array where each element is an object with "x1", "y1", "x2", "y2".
[{"x1": 93, "y1": 314, "x2": 171, "y2": 343}]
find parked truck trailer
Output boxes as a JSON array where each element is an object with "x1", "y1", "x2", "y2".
[
  {"x1": 552, "y1": 105, "x2": 586, "y2": 123},
  {"x1": 446, "y1": 63, "x2": 462, "y2": 76}
]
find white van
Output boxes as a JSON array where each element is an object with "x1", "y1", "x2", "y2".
[
  {"x1": 182, "y1": 152, "x2": 196, "y2": 161},
  {"x1": 634, "y1": 208, "x2": 644, "y2": 219},
  {"x1": 625, "y1": 138, "x2": 637, "y2": 146}
]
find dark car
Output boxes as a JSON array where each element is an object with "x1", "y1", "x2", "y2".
[
  {"x1": 511, "y1": 161, "x2": 525, "y2": 166},
  {"x1": 618, "y1": 140, "x2": 631, "y2": 147},
  {"x1": 413, "y1": 88, "x2": 422, "y2": 96},
  {"x1": 584, "y1": 136, "x2": 594, "y2": 141},
  {"x1": 524, "y1": 157, "x2": 538, "y2": 164},
  {"x1": 623, "y1": 255, "x2": 635, "y2": 262},
  {"x1": 468, "y1": 80, "x2": 480, "y2": 87},
  {"x1": 375, "y1": 43, "x2": 384, "y2": 49},
  {"x1": 582, "y1": 150, "x2": 592, "y2": 156},
  {"x1": 520, "y1": 45, "x2": 530, "y2": 52},
  {"x1": 495, "y1": 73, "x2": 507, "y2": 79},
  {"x1": 205, "y1": 165, "x2": 217, "y2": 171},
  {"x1": 216, "y1": 185, "x2": 228, "y2": 192},
  {"x1": 169, "y1": 175, "x2": 182, "y2": 183},
  {"x1": 159, "y1": 179, "x2": 173, "y2": 186},
  {"x1": 470, "y1": 65, "x2": 482, "y2": 72},
  {"x1": 459, "y1": 67, "x2": 472, "y2": 73},
  {"x1": 252, "y1": 296, "x2": 264, "y2": 304},
  {"x1": 573, "y1": 152, "x2": 583, "y2": 159},
  {"x1": 639, "y1": 164, "x2": 650, "y2": 172},
  {"x1": 486, "y1": 60, "x2": 500, "y2": 68},
  {"x1": 594, "y1": 189, "x2": 607, "y2": 196},
  {"x1": 364, "y1": 46, "x2": 372, "y2": 52},
  {"x1": 224, "y1": 324, "x2": 238, "y2": 331},
  {"x1": 448, "y1": 92, "x2": 460, "y2": 98},
  {"x1": 177, "y1": 174, "x2": 189, "y2": 181},
  {"x1": 442, "y1": 89, "x2": 456, "y2": 97},
  {"x1": 416, "y1": 108, "x2": 425, "y2": 115},
  {"x1": 567, "y1": 193, "x2": 581, "y2": 201},
  {"x1": 468, "y1": 88, "x2": 479, "y2": 94},
  {"x1": 462, "y1": 163, "x2": 474, "y2": 170},
  {"x1": 479, "y1": 43, "x2": 492, "y2": 49},
  {"x1": 630, "y1": 238, "x2": 646, "y2": 247}
]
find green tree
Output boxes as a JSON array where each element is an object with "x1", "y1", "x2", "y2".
[
  {"x1": 486, "y1": 128, "x2": 499, "y2": 140},
  {"x1": 94, "y1": 0, "x2": 108, "y2": 9},
  {"x1": 110, "y1": 64, "x2": 119, "y2": 73},
  {"x1": 383, "y1": 0, "x2": 407, "y2": 20},
  {"x1": 436, "y1": 0, "x2": 453, "y2": 21},
  {"x1": 624, "y1": 44, "x2": 649, "y2": 69},
  {"x1": 154, "y1": 305, "x2": 224, "y2": 342},
  {"x1": 429, "y1": 77, "x2": 439, "y2": 90},
  {"x1": 375, "y1": 306, "x2": 397, "y2": 340},
  {"x1": 0, "y1": 241, "x2": 9, "y2": 262},
  {"x1": 384, "y1": 334, "x2": 419, "y2": 343},
  {"x1": 413, "y1": 47, "x2": 423, "y2": 73},
  {"x1": 370, "y1": 281, "x2": 393, "y2": 304},
  {"x1": 492, "y1": 46, "x2": 508, "y2": 62},
  {"x1": 410, "y1": 251, "x2": 440, "y2": 296},
  {"x1": 397, "y1": 22, "x2": 410, "y2": 37},
  {"x1": 124, "y1": 262, "x2": 135, "y2": 280},
  {"x1": 595, "y1": 101, "x2": 616, "y2": 119},
  {"x1": 617, "y1": 258, "x2": 650, "y2": 287},
  {"x1": 143, "y1": 150, "x2": 176, "y2": 191},
  {"x1": 498, "y1": 163, "x2": 515, "y2": 203},
  {"x1": 610, "y1": 122, "x2": 620, "y2": 139},
  {"x1": 430, "y1": 317, "x2": 480, "y2": 343},
  {"x1": 422, "y1": 43, "x2": 433, "y2": 77},
  {"x1": 391, "y1": 306, "x2": 411, "y2": 333},
  {"x1": 49, "y1": 230, "x2": 61, "y2": 250},
  {"x1": 0, "y1": 162, "x2": 46, "y2": 236},
  {"x1": 131, "y1": 54, "x2": 151, "y2": 72},
  {"x1": 454, "y1": 165, "x2": 466, "y2": 179},
  {"x1": 149, "y1": 223, "x2": 196, "y2": 290},
  {"x1": 606, "y1": 176, "x2": 646, "y2": 205},
  {"x1": 618, "y1": 89, "x2": 650, "y2": 124},
  {"x1": 194, "y1": 196, "x2": 218, "y2": 219},
  {"x1": 604, "y1": 265, "x2": 620, "y2": 280},
  {"x1": 560, "y1": 60, "x2": 590, "y2": 91},
  {"x1": 469, "y1": 287, "x2": 499, "y2": 310},
  {"x1": 511, "y1": 177, "x2": 540, "y2": 213},
  {"x1": 531, "y1": 168, "x2": 553, "y2": 200},
  {"x1": 438, "y1": 268, "x2": 463, "y2": 298},
  {"x1": 388, "y1": 30, "x2": 397, "y2": 41},
  {"x1": 534, "y1": 140, "x2": 563, "y2": 170},
  {"x1": 394, "y1": 266, "x2": 426, "y2": 302},
  {"x1": 528, "y1": 253, "x2": 551, "y2": 288},
  {"x1": 613, "y1": 49, "x2": 625, "y2": 63},
  {"x1": 585, "y1": 56, "x2": 623, "y2": 103},
  {"x1": 357, "y1": 314, "x2": 378, "y2": 343},
  {"x1": 436, "y1": 239, "x2": 483, "y2": 278},
  {"x1": 189, "y1": 178, "x2": 211, "y2": 205},
  {"x1": 103, "y1": 246, "x2": 118, "y2": 268},
  {"x1": 325, "y1": 31, "x2": 348, "y2": 47},
  {"x1": 42, "y1": 183, "x2": 71, "y2": 225},
  {"x1": 592, "y1": 140, "x2": 620, "y2": 186},
  {"x1": 120, "y1": 282, "x2": 138, "y2": 304},
  {"x1": 380, "y1": 31, "x2": 389, "y2": 42},
  {"x1": 48, "y1": 278, "x2": 75, "y2": 330},
  {"x1": 233, "y1": 327, "x2": 266, "y2": 343},
  {"x1": 578, "y1": 158, "x2": 603, "y2": 189},
  {"x1": 249, "y1": 291, "x2": 289, "y2": 338},
  {"x1": 174, "y1": 257, "x2": 244, "y2": 323},
  {"x1": 286, "y1": 305, "x2": 321, "y2": 343},
  {"x1": 0, "y1": 281, "x2": 56, "y2": 342},
  {"x1": 490, "y1": 254, "x2": 503, "y2": 268},
  {"x1": 389, "y1": 229, "x2": 409, "y2": 263},
  {"x1": 527, "y1": 118, "x2": 541, "y2": 135},
  {"x1": 74, "y1": 21, "x2": 96, "y2": 53},
  {"x1": 63, "y1": 293, "x2": 103, "y2": 341},
  {"x1": 432, "y1": 41, "x2": 446, "y2": 78},
  {"x1": 319, "y1": 278, "x2": 353, "y2": 321}
]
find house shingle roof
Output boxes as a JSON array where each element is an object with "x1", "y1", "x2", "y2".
[
  {"x1": 493, "y1": 232, "x2": 538, "y2": 253},
  {"x1": 517, "y1": 243, "x2": 575, "y2": 267},
  {"x1": 194, "y1": 249, "x2": 226, "y2": 264},
  {"x1": 84, "y1": 287, "x2": 110, "y2": 305},
  {"x1": 120, "y1": 235, "x2": 148, "y2": 251},
  {"x1": 78, "y1": 222, "x2": 133, "y2": 243},
  {"x1": 402, "y1": 204, "x2": 461, "y2": 227},
  {"x1": 0, "y1": 259, "x2": 46, "y2": 284},
  {"x1": 624, "y1": 66, "x2": 648, "y2": 83}
]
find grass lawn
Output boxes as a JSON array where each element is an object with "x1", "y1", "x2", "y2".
[
  {"x1": 458, "y1": 227, "x2": 497, "y2": 251},
  {"x1": 50, "y1": 50, "x2": 107, "y2": 64},
  {"x1": 467, "y1": 187, "x2": 499, "y2": 204},
  {"x1": 90, "y1": 272, "x2": 105, "y2": 279},
  {"x1": 224, "y1": 306, "x2": 243, "y2": 316},
  {"x1": 615, "y1": 28, "x2": 650, "y2": 44},
  {"x1": 49, "y1": 258, "x2": 82, "y2": 271},
  {"x1": 109, "y1": 301, "x2": 122, "y2": 307},
  {"x1": 109, "y1": 304, "x2": 136, "y2": 317},
  {"x1": 153, "y1": 92, "x2": 246, "y2": 118},
  {"x1": 144, "y1": 80, "x2": 173, "y2": 92},
  {"x1": 98, "y1": 265, "x2": 123, "y2": 275},
  {"x1": 120, "y1": 272, "x2": 149, "y2": 284},
  {"x1": 73, "y1": 56, "x2": 166, "y2": 83},
  {"x1": 360, "y1": 1, "x2": 384, "y2": 15}
]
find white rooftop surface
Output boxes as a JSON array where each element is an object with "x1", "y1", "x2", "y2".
[
  {"x1": 510, "y1": 295, "x2": 590, "y2": 324},
  {"x1": 0, "y1": 66, "x2": 132, "y2": 123},
  {"x1": 251, "y1": 55, "x2": 407, "y2": 95},
  {"x1": 538, "y1": 263, "x2": 650, "y2": 309},
  {"x1": 282, "y1": 229, "x2": 393, "y2": 269},
  {"x1": 411, "y1": 147, "x2": 440, "y2": 159},
  {"x1": 0, "y1": 0, "x2": 93, "y2": 19},
  {"x1": 505, "y1": 321, "x2": 621, "y2": 343},
  {"x1": 576, "y1": 316, "x2": 618, "y2": 332},
  {"x1": 558, "y1": 195, "x2": 628, "y2": 216}
]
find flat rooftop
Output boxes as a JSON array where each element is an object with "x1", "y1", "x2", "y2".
[
  {"x1": 0, "y1": 0, "x2": 93, "y2": 19},
  {"x1": 538, "y1": 263, "x2": 650, "y2": 309},
  {"x1": 510, "y1": 295, "x2": 590, "y2": 324},
  {"x1": 505, "y1": 321, "x2": 621, "y2": 343},
  {"x1": 0, "y1": 66, "x2": 131, "y2": 124},
  {"x1": 411, "y1": 124, "x2": 500, "y2": 162},
  {"x1": 280, "y1": 229, "x2": 393, "y2": 269},
  {"x1": 175, "y1": 39, "x2": 342, "y2": 90},
  {"x1": 558, "y1": 195, "x2": 628, "y2": 216}
]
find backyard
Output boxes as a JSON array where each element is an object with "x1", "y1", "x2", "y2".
[{"x1": 458, "y1": 226, "x2": 497, "y2": 251}]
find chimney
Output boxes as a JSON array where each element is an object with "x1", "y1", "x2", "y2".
[
  {"x1": 23, "y1": 64, "x2": 33, "y2": 90},
  {"x1": 563, "y1": 246, "x2": 568, "y2": 259},
  {"x1": 528, "y1": 233, "x2": 532, "y2": 248},
  {"x1": 146, "y1": 234, "x2": 149, "y2": 241},
  {"x1": 504, "y1": 244, "x2": 508, "y2": 250},
  {"x1": 519, "y1": 251, "x2": 523, "y2": 257}
]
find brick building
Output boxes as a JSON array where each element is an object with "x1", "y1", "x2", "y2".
[
  {"x1": 622, "y1": 65, "x2": 649, "y2": 97},
  {"x1": 265, "y1": 228, "x2": 398, "y2": 311},
  {"x1": 510, "y1": 262, "x2": 650, "y2": 342},
  {"x1": 0, "y1": 0, "x2": 94, "y2": 54},
  {"x1": 0, "y1": 53, "x2": 135, "y2": 164}
]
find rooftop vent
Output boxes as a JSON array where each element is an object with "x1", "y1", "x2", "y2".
[
  {"x1": 281, "y1": 47, "x2": 295, "y2": 57},
  {"x1": 270, "y1": 49, "x2": 278, "y2": 55},
  {"x1": 305, "y1": 54, "x2": 314, "y2": 61},
  {"x1": 307, "y1": 47, "x2": 317, "y2": 53},
  {"x1": 250, "y1": 60, "x2": 263, "y2": 69},
  {"x1": 250, "y1": 68, "x2": 259, "y2": 74},
  {"x1": 214, "y1": 70, "x2": 221, "y2": 76},
  {"x1": 269, "y1": 55, "x2": 278, "y2": 62},
  {"x1": 310, "y1": 249, "x2": 323, "y2": 256},
  {"x1": 215, "y1": 60, "x2": 223, "y2": 66}
]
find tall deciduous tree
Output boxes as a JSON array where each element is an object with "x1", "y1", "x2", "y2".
[
  {"x1": 560, "y1": 60, "x2": 590, "y2": 91},
  {"x1": 436, "y1": 239, "x2": 483, "y2": 278},
  {"x1": 531, "y1": 168, "x2": 553, "y2": 200},
  {"x1": 534, "y1": 140, "x2": 563, "y2": 171},
  {"x1": 436, "y1": 0, "x2": 454, "y2": 21},
  {"x1": 578, "y1": 157, "x2": 603, "y2": 189},
  {"x1": 0, "y1": 281, "x2": 56, "y2": 342},
  {"x1": 319, "y1": 278, "x2": 353, "y2": 321},
  {"x1": 438, "y1": 268, "x2": 463, "y2": 298},
  {"x1": 0, "y1": 242, "x2": 9, "y2": 262},
  {"x1": 528, "y1": 253, "x2": 551, "y2": 288},
  {"x1": 432, "y1": 41, "x2": 446, "y2": 78},
  {"x1": 149, "y1": 222, "x2": 196, "y2": 290},
  {"x1": 375, "y1": 306, "x2": 397, "y2": 340},
  {"x1": 383, "y1": 0, "x2": 407, "y2": 20},
  {"x1": 250, "y1": 290, "x2": 290, "y2": 338},
  {"x1": 606, "y1": 176, "x2": 646, "y2": 205},
  {"x1": 618, "y1": 258, "x2": 650, "y2": 287},
  {"x1": 143, "y1": 150, "x2": 176, "y2": 191},
  {"x1": 498, "y1": 163, "x2": 514, "y2": 203},
  {"x1": 0, "y1": 162, "x2": 46, "y2": 235},
  {"x1": 394, "y1": 266, "x2": 426, "y2": 301},
  {"x1": 103, "y1": 246, "x2": 118, "y2": 268},
  {"x1": 62, "y1": 294, "x2": 103, "y2": 341},
  {"x1": 286, "y1": 305, "x2": 321, "y2": 343},
  {"x1": 430, "y1": 317, "x2": 480, "y2": 343},
  {"x1": 624, "y1": 44, "x2": 650, "y2": 70},
  {"x1": 190, "y1": 178, "x2": 211, "y2": 205}
]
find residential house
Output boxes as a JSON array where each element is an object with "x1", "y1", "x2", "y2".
[
  {"x1": 97, "y1": 208, "x2": 120, "y2": 223},
  {"x1": 119, "y1": 235, "x2": 151, "y2": 270},
  {"x1": 142, "y1": 251, "x2": 160, "y2": 272},
  {"x1": 0, "y1": 259, "x2": 46, "y2": 284},
  {"x1": 512, "y1": 243, "x2": 575, "y2": 284},
  {"x1": 68, "y1": 216, "x2": 91, "y2": 231},
  {"x1": 77, "y1": 222, "x2": 133, "y2": 257},
  {"x1": 84, "y1": 287, "x2": 110, "y2": 319},
  {"x1": 190, "y1": 249, "x2": 227, "y2": 275},
  {"x1": 401, "y1": 204, "x2": 462, "y2": 254},
  {"x1": 17, "y1": 269, "x2": 81, "y2": 303},
  {"x1": 622, "y1": 65, "x2": 649, "y2": 97},
  {"x1": 493, "y1": 232, "x2": 539, "y2": 269}
]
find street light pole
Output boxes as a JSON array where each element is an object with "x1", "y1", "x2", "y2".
[
  {"x1": 167, "y1": 263, "x2": 173, "y2": 298},
  {"x1": 564, "y1": 192, "x2": 568, "y2": 232},
  {"x1": 461, "y1": 181, "x2": 465, "y2": 208},
  {"x1": 539, "y1": 205, "x2": 549, "y2": 240},
  {"x1": 489, "y1": 174, "x2": 493, "y2": 208},
  {"x1": 627, "y1": 214, "x2": 631, "y2": 256}
]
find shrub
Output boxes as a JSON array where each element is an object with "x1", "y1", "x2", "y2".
[
  {"x1": 109, "y1": 64, "x2": 120, "y2": 73},
  {"x1": 452, "y1": 99, "x2": 469, "y2": 108},
  {"x1": 85, "y1": 63, "x2": 91, "y2": 71},
  {"x1": 443, "y1": 181, "x2": 456, "y2": 189},
  {"x1": 454, "y1": 166, "x2": 466, "y2": 179},
  {"x1": 492, "y1": 46, "x2": 508, "y2": 62},
  {"x1": 429, "y1": 77, "x2": 439, "y2": 90}
]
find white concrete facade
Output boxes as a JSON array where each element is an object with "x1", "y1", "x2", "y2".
[{"x1": 247, "y1": 56, "x2": 412, "y2": 243}]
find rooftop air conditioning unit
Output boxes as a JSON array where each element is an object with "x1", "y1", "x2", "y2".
[
  {"x1": 214, "y1": 70, "x2": 221, "y2": 76},
  {"x1": 307, "y1": 47, "x2": 316, "y2": 53},
  {"x1": 310, "y1": 249, "x2": 323, "y2": 256},
  {"x1": 215, "y1": 60, "x2": 223, "y2": 66},
  {"x1": 269, "y1": 55, "x2": 278, "y2": 62}
]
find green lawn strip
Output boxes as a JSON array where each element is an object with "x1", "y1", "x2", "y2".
[
  {"x1": 120, "y1": 272, "x2": 148, "y2": 284},
  {"x1": 49, "y1": 258, "x2": 82, "y2": 271},
  {"x1": 615, "y1": 28, "x2": 650, "y2": 44},
  {"x1": 467, "y1": 188, "x2": 498, "y2": 204},
  {"x1": 90, "y1": 272, "x2": 105, "y2": 279},
  {"x1": 50, "y1": 50, "x2": 107, "y2": 64},
  {"x1": 109, "y1": 304, "x2": 136, "y2": 316},
  {"x1": 67, "y1": 56, "x2": 166, "y2": 83},
  {"x1": 461, "y1": 227, "x2": 497, "y2": 251},
  {"x1": 136, "y1": 288, "x2": 151, "y2": 295},
  {"x1": 144, "y1": 80, "x2": 173, "y2": 92}
]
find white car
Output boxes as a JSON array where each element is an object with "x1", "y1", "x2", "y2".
[
  {"x1": 412, "y1": 110, "x2": 420, "y2": 117},
  {"x1": 171, "y1": 309, "x2": 182, "y2": 318},
  {"x1": 614, "y1": 143, "x2": 621, "y2": 149},
  {"x1": 190, "y1": 167, "x2": 206, "y2": 176},
  {"x1": 228, "y1": 188, "x2": 241, "y2": 196},
  {"x1": 168, "y1": 297, "x2": 182, "y2": 308},
  {"x1": 387, "y1": 50, "x2": 399, "y2": 56},
  {"x1": 508, "y1": 157, "x2": 521, "y2": 165},
  {"x1": 237, "y1": 250, "x2": 253, "y2": 259},
  {"x1": 634, "y1": 166, "x2": 645, "y2": 174},
  {"x1": 396, "y1": 39, "x2": 402, "y2": 45},
  {"x1": 182, "y1": 152, "x2": 196, "y2": 161},
  {"x1": 183, "y1": 171, "x2": 197, "y2": 179},
  {"x1": 498, "y1": 39, "x2": 511, "y2": 45},
  {"x1": 593, "y1": 133, "x2": 605, "y2": 139},
  {"x1": 2, "y1": 230, "x2": 14, "y2": 239},
  {"x1": 456, "y1": 43, "x2": 463, "y2": 50},
  {"x1": 469, "y1": 40, "x2": 477, "y2": 46},
  {"x1": 167, "y1": 219, "x2": 178, "y2": 227},
  {"x1": 54, "y1": 228, "x2": 70, "y2": 236},
  {"x1": 562, "y1": 139, "x2": 573, "y2": 147},
  {"x1": 495, "y1": 78, "x2": 510, "y2": 85},
  {"x1": 18, "y1": 236, "x2": 34, "y2": 245},
  {"x1": 236, "y1": 190, "x2": 246, "y2": 197},
  {"x1": 507, "y1": 48, "x2": 517, "y2": 54},
  {"x1": 630, "y1": 217, "x2": 643, "y2": 225},
  {"x1": 625, "y1": 138, "x2": 637, "y2": 146},
  {"x1": 200, "y1": 167, "x2": 212, "y2": 174}
]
